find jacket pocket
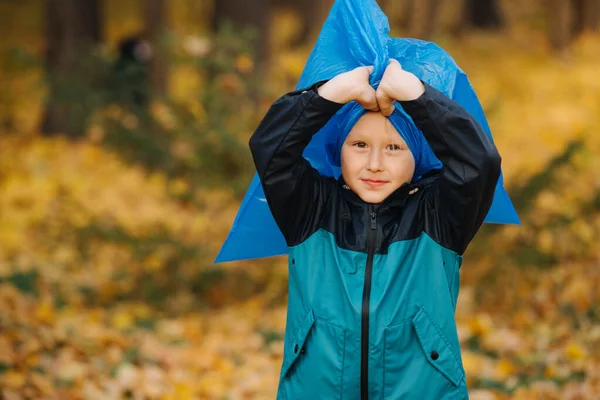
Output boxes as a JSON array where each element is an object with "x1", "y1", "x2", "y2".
[
  {"x1": 412, "y1": 307, "x2": 463, "y2": 386},
  {"x1": 281, "y1": 308, "x2": 315, "y2": 378},
  {"x1": 383, "y1": 307, "x2": 465, "y2": 399},
  {"x1": 279, "y1": 309, "x2": 346, "y2": 399}
]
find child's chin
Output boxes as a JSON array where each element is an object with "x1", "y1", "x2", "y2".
[{"x1": 358, "y1": 192, "x2": 389, "y2": 204}]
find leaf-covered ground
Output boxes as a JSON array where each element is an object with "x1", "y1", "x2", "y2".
[{"x1": 1, "y1": 25, "x2": 600, "y2": 400}]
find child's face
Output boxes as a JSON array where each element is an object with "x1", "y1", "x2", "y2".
[{"x1": 340, "y1": 112, "x2": 415, "y2": 204}]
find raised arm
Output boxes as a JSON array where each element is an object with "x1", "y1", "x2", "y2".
[
  {"x1": 249, "y1": 66, "x2": 378, "y2": 245},
  {"x1": 377, "y1": 60, "x2": 501, "y2": 253}
]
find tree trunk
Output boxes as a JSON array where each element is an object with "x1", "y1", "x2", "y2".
[
  {"x1": 41, "y1": 0, "x2": 102, "y2": 137},
  {"x1": 572, "y1": 0, "x2": 600, "y2": 37},
  {"x1": 144, "y1": 0, "x2": 169, "y2": 97},
  {"x1": 547, "y1": 0, "x2": 573, "y2": 52},
  {"x1": 463, "y1": 0, "x2": 503, "y2": 29},
  {"x1": 401, "y1": 0, "x2": 416, "y2": 31},
  {"x1": 290, "y1": 0, "x2": 333, "y2": 45},
  {"x1": 417, "y1": 0, "x2": 442, "y2": 39},
  {"x1": 212, "y1": 0, "x2": 270, "y2": 73}
]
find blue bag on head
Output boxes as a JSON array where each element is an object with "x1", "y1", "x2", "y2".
[
  {"x1": 324, "y1": 100, "x2": 442, "y2": 181},
  {"x1": 216, "y1": 0, "x2": 520, "y2": 263}
]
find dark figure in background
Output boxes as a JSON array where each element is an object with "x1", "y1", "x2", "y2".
[{"x1": 114, "y1": 36, "x2": 153, "y2": 110}]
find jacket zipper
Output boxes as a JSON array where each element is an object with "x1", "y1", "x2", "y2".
[{"x1": 361, "y1": 206, "x2": 377, "y2": 400}]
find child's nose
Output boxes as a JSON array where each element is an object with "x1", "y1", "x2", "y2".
[{"x1": 367, "y1": 149, "x2": 384, "y2": 172}]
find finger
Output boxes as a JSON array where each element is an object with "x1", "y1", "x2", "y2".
[
  {"x1": 361, "y1": 100, "x2": 379, "y2": 112},
  {"x1": 358, "y1": 87, "x2": 379, "y2": 112},
  {"x1": 389, "y1": 58, "x2": 401, "y2": 68},
  {"x1": 356, "y1": 65, "x2": 374, "y2": 77},
  {"x1": 379, "y1": 104, "x2": 394, "y2": 117},
  {"x1": 376, "y1": 89, "x2": 395, "y2": 117}
]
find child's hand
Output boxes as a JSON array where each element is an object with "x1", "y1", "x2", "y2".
[
  {"x1": 376, "y1": 59, "x2": 425, "y2": 116},
  {"x1": 317, "y1": 66, "x2": 379, "y2": 112}
]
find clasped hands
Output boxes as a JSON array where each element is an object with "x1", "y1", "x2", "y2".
[{"x1": 316, "y1": 59, "x2": 425, "y2": 117}]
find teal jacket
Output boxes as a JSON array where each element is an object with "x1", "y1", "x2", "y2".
[{"x1": 249, "y1": 83, "x2": 501, "y2": 400}]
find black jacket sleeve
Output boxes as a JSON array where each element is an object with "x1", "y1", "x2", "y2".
[
  {"x1": 400, "y1": 83, "x2": 501, "y2": 254},
  {"x1": 249, "y1": 83, "x2": 344, "y2": 246}
]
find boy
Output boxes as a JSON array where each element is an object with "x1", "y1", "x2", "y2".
[{"x1": 250, "y1": 60, "x2": 500, "y2": 399}]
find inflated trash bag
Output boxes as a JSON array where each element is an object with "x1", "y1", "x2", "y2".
[{"x1": 216, "y1": 0, "x2": 520, "y2": 263}]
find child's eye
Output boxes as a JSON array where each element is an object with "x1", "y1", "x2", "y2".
[
  {"x1": 387, "y1": 144, "x2": 401, "y2": 150},
  {"x1": 353, "y1": 141, "x2": 367, "y2": 148}
]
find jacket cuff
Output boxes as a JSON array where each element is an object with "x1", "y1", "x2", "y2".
[{"x1": 310, "y1": 92, "x2": 345, "y2": 114}]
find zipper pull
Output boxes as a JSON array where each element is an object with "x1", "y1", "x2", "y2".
[{"x1": 370, "y1": 211, "x2": 377, "y2": 230}]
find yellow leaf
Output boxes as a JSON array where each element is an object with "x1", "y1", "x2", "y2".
[
  {"x1": 1, "y1": 371, "x2": 26, "y2": 389},
  {"x1": 560, "y1": 276, "x2": 592, "y2": 313},
  {"x1": 494, "y1": 358, "x2": 516, "y2": 380},
  {"x1": 34, "y1": 301, "x2": 55, "y2": 324},
  {"x1": 0, "y1": 335, "x2": 15, "y2": 364},
  {"x1": 544, "y1": 363, "x2": 557, "y2": 378},
  {"x1": 460, "y1": 350, "x2": 482, "y2": 386},
  {"x1": 469, "y1": 313, "x2": 494, "y2": 337},
  {"x1": 173, "y1": 382, "x2": 193, "y2": 400},
  {"x1": 111, "y1": 311, "x2": 134, "y2": 330},
  {"x1": 564, "y1": 342, "x2": 586, "y2": 360},
  {"x1": 235, "y1": 55, "x2": 254, "y2": 74}
]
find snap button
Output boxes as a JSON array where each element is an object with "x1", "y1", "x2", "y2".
[
  {"x1": 430, "y1": 350, "x2": 439, "y2": 360},
  {"x1": 300, "y1": 347, "x2": 305, "y2": 354},
  {"x1": 301, "y1": 90, "x2": 307, "y2": 94},
  {"x1": 294, "y1": 344, "x2": 299, "y2": 354}
]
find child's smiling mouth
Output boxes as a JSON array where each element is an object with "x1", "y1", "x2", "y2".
[{"x1": 361, "y1": 179, "x2": 388, "y2": 188}]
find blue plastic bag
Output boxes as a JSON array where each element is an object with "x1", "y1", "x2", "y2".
[{"x1": 216, "y1": 0, "x2": 520, "y2": 263}]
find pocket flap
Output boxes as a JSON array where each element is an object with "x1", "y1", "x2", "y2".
[
  {"x1": 412, "y1": 307, "x2": 463, "y2": 386},
  {"x1": 280, "y1": 308, "x2": 315, "y2": 378}
]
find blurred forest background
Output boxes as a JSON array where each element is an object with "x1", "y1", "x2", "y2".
[{"x1": 0, "y1": 0, "x2": 599, "y2": 398}]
